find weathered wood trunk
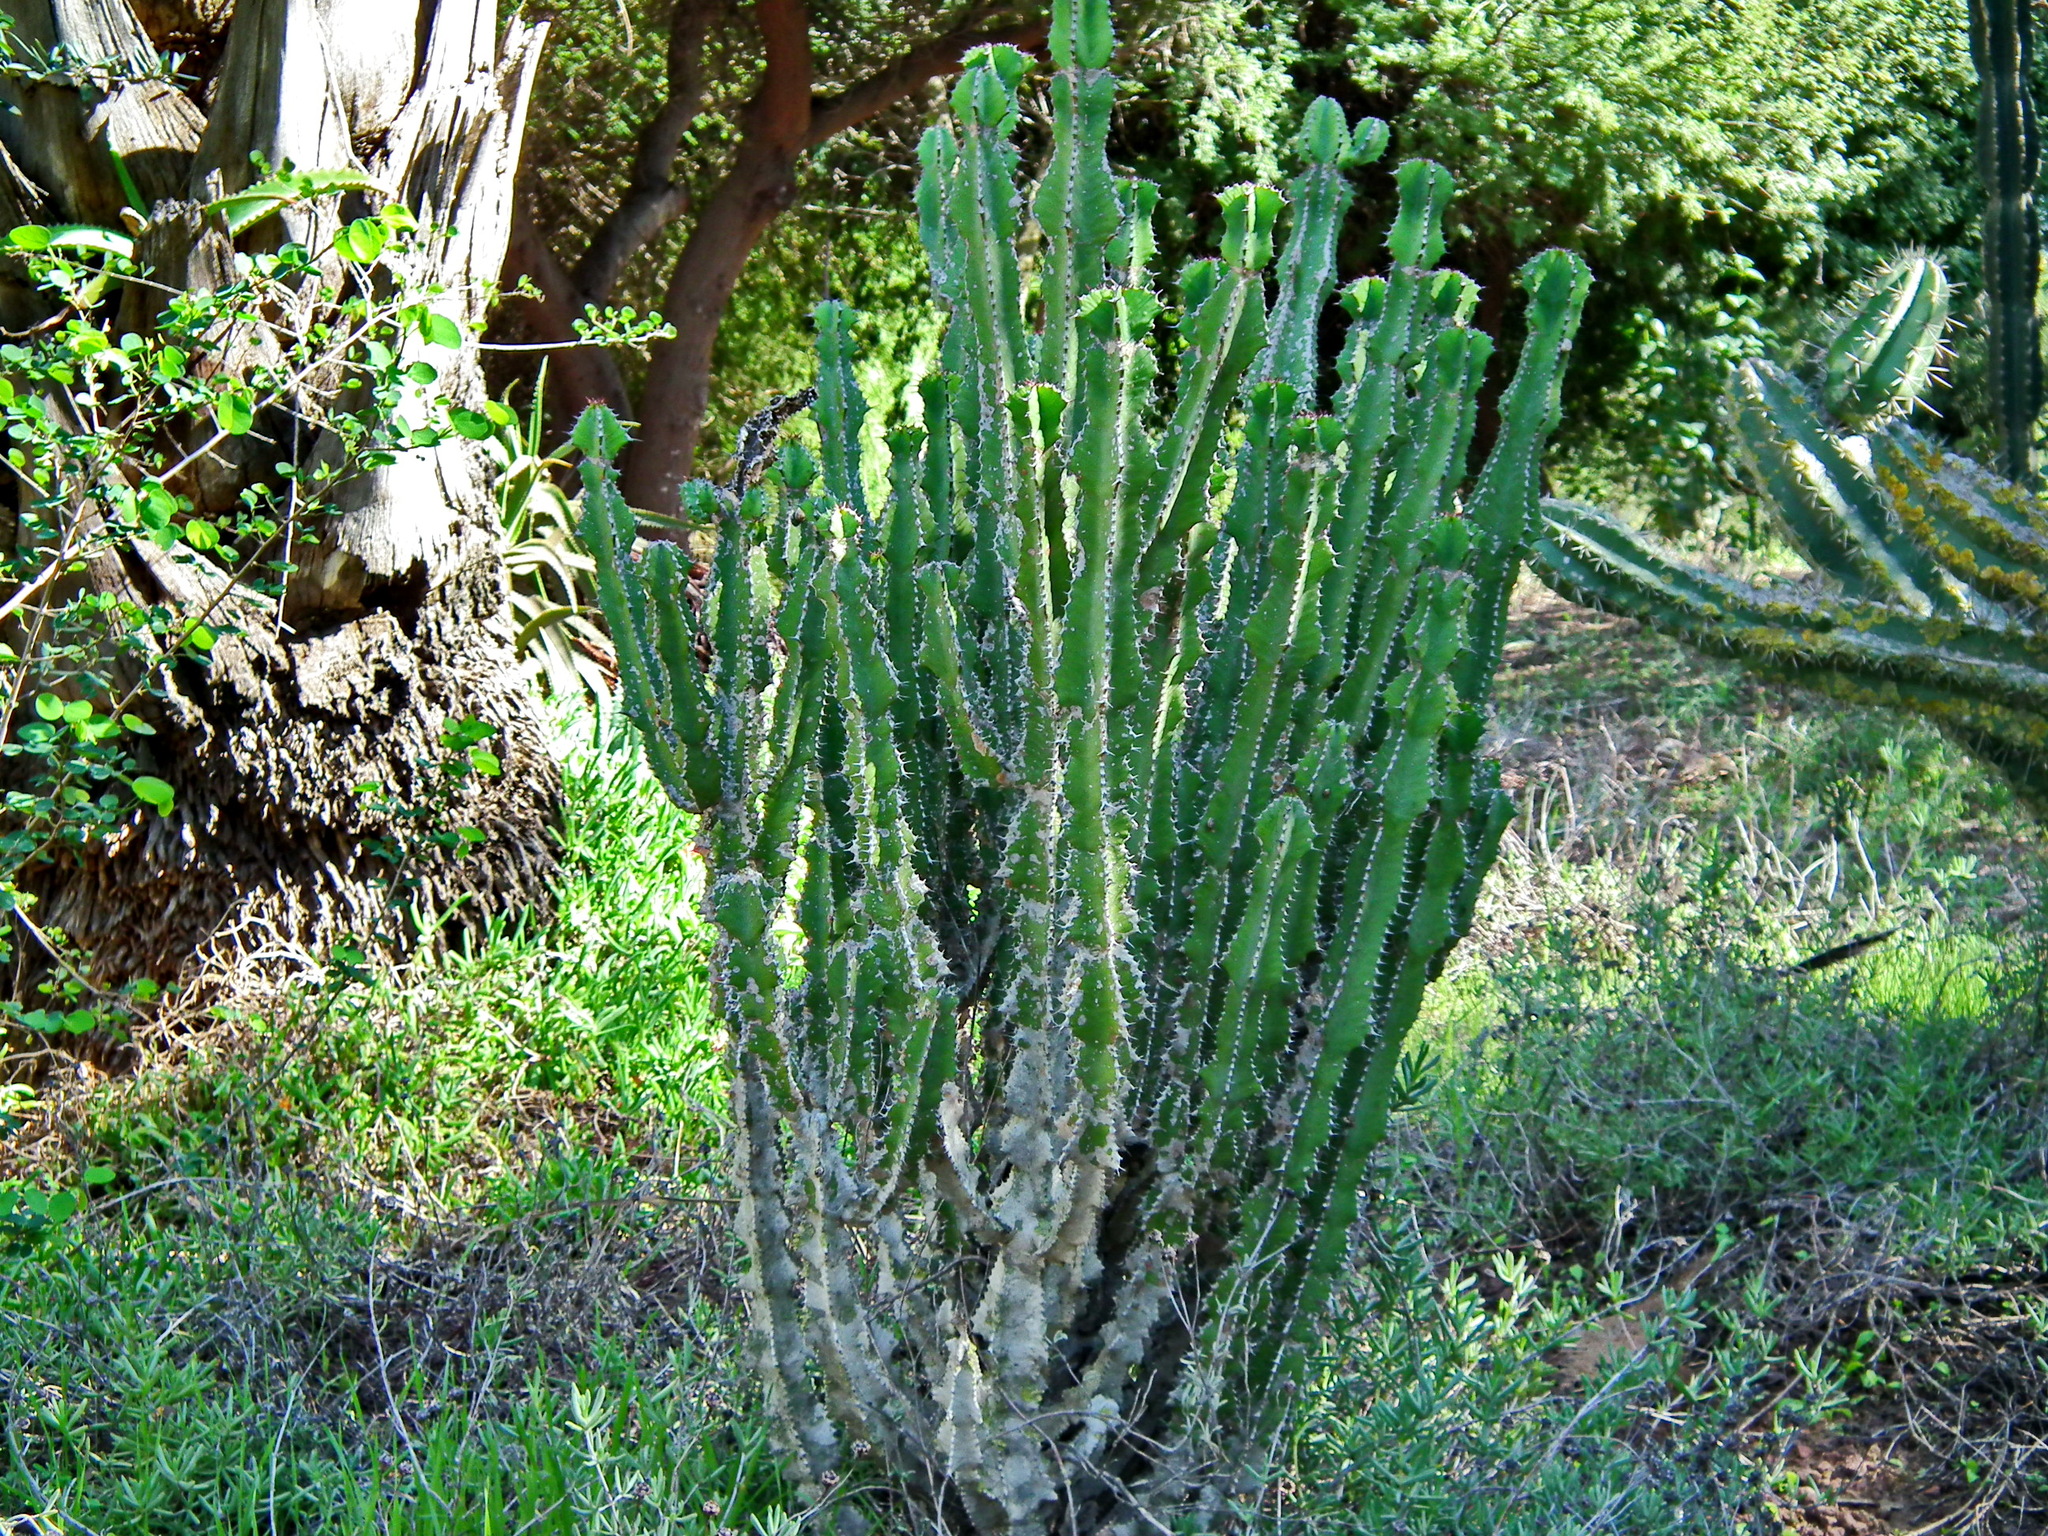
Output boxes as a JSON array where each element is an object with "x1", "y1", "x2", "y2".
[{"x1": 1, "y1": 0, "x2": 559, "y2": 993}]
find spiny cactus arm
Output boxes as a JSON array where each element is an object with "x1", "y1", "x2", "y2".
[
  {"x1": 1305, "y1": 331, "x2": 1400, "y2": 697},
  {"x1": 1159, "y1": 407, "x2": 1328, "y2": 1112},
  {"x1": 1056, "y1": 293, "x2": 1143, "y2": 1155},
  {"x1": 1033, "y1": 0, "x2": 1118, "y2": 397},
  {"x1": 1314, "y1": 285, "x2": 1443, "y2": 663},
  {"x1": 1132, "y1": 186, "x2": 1280, "y2": 591},
  {"x1": 881, "y1": 424, "x2": 968, "y2": 958},
  {"x1": 1824, "y1": 254, "x2": 1952, "y2": 426},
  {"x1": 1181, "y1": 379, "x2": 1295, "y2": 744},
  {"x1": 734, "y1": 1068, "x2": 841, "y2": 1496},
  {"x1": 1440, "y1": 732, "x2": 1516, "y2": 967},
  {"x1": 950, "y1": 45, "x2": 1032, "y2": 433},
  {"x1": 1106, "y1": 306, "x2": 1167, "y2": 808},
  {"x1": 918, "y1": 125, "x2": 967, "y2": 312},
  {"x1": 792, "y1": 752, "x2": 847, "y2": 1063},
  {"x1": 1536, "y1": 498, "x2": 2048, "y2": 712},
  {"x1": 1234, "y1": 573, "x2": 1471, "y2": 1408},
  {"x1": 1282, "y1": 574, "x2": 1469, "y2": 1178},
  {"x1": 786, "y1": 1099, "x2": 914, "y2": 1463},
  {"x1": 1189, "y1": 795, "x2": 1312, "y2": 1176},
  {"x1": 967, "y1": 399, "x2": 1070, "y2": 1507},
  {"x1": 1453, "y1": 248, "x2": 1592, "y2": 707},
  {"x1": 756, "y1": 549, "x2": 829, "y2": 892},
  {"x1": 701, "y1": 485, "x2": 770, "y2": 719},
  {"x1": 816, "y1": 508, "x2": 951, "y2": 1216},
  {"x1": 1534, "y1": 499, "x2": 1767, "y2": 635},
  {"x1": 1256, "y1": 100, "x2": 1385, "y2": 400},
  {"x1": 1732, "y1": 361, "x2": 1969, "y2": 616},
  {"x1": 1313, "y1": 169, "x2": 1465, "y2": 699},
  {"x1": 1971, "y1": 0, "x2": 2041, "y2": 485},
  {"x1": 919, "y1": 373, "x2": 959, "y2": 549},
  {"x1": 916, "y1": 566, "x2": 1009, "y2": 783},
  {"x1": 576, "y1": 413, "x2": 723, "y2": 811},
  {"x1": 1227, "y1": 651, "x2": 1460, "y2": 1406},
  {"x1": 813, "y1": 303, "x2": 869, "y2": 519},
  {"x1": 1139, "y1": 382, "x2": 1295, "y2": 1121},
  {"x1": 1334, "y1": 329, "x2": 1489, "y2": 728},
  {"x1": 1872, "y1": 427, "x2": 2048, "y2": 615},
  {"x1": 1187, "y1": 428, "x2": 1342, "y2": 1031},
  {"x1": 1356, "y1": 166, "x2": 1457, "y2": 384},
  {"x1": 1056, "y1": 326, "x2": 1120, "y2": 713},
  {"x1": 1264, "y1": 793, "x2": 1473, "y2": 1407},
  {"x1": 1108, "y1": 174, "x2": 1162, "y2": 286},
  {"x1": 645, "y1": 540, "x2": 731, "y2": 809},
  {"x1": 1009, "y1": 386, "x2": 1065, "y2": 777}
]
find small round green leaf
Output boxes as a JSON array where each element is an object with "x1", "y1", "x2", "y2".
[{"x1": 214, "y1": 391, "x2": 255, "y2": 435}]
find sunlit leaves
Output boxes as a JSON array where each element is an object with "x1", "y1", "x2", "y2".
[{"x1": 213, "y1": 389, "x2": 255, "y2": 435}]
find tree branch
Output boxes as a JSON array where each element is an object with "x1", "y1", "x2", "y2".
[
  {"x1": 572, "y1": 0, "x2": 719, "y2": 307},
  {"x1": 806, "y1": 9, "x2": 1050, "y2": 147},
  {"x1": 750, "y1": 0, "x2": 817, "y2": 151}
]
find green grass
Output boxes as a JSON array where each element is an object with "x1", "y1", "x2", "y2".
[
  {"x1": 82, "y1": 706, "x2": 724, "y2": 1204},
  {"x1": 8, "y1": 603, "x2": 2048, "y2": 1534},
  {"x1": 0, "y1": 711, "x2": 792, "y2": 1536}
]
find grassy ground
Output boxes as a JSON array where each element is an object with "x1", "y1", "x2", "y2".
[{"x1": 5, "y1": 590, "x2": 2046, "y2": 1535}]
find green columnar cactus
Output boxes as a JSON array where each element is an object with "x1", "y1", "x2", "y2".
[
  {"x1": 1972, "y1": 0, "x2": 2041, "y2": 484},
  {"x1": 580, "y1": 3, "x2": 1589, "y2": 1528},
  {"x1": 1536, "y1": 253, "x2": 2048, "y2": 805}
]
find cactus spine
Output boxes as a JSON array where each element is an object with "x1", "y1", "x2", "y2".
[{"x1": 582, "y1": 3, "x2": 1590, "y2": 1528}]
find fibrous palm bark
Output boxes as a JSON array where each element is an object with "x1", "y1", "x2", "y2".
[{"x1": 1, "y1": 0, "x2": 558, "y2": 989}]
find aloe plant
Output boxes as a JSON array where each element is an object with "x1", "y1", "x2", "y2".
[
  {"x1": 1533, "y1": 0, "x2": 2048, "y2": 806},
  {"x1": 579, "y1": 2, "x2": 1589, "y2": 1527}
]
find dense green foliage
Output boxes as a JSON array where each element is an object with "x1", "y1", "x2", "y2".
[
  {"x1": 1120, "y1": 0, "x2": 1980, "y2": 529},
  {"x1": 0, "y1": 187, "x2": 515, "y2": 1044}
]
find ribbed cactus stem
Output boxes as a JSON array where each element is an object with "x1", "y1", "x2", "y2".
[
  {"x1": 578, "y1": 5, "x2": 1589, "y2": 1524},
  {"x1": 1823, "y1": 254, "x2": 1952, "y2": 427},
  {"x1": 1972, "y1": 0, "x2": 2041, "y2": 486}
]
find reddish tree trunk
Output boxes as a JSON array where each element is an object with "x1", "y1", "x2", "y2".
[
  {"x1": 620, "y1": 139, "x2": 805, "y2": 511},
  {"x1": 504, "y1": 0, "x2": 1048, "y2": 517}
]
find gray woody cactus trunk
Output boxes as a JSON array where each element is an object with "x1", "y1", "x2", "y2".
[
  {"x1": 584, "y1": 2, "x2": 1589, "y2": 1530},
  {"x1": 1532, "y1": 0, "x2": 2048, "y2": 808},
  {"x1": 0, "y1": 0, "x2": 558, "y2": 988}
]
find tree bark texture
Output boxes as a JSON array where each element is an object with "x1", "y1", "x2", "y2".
[{"x1": 2, "y1": 0, "x2": 560, "y2": 994}]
